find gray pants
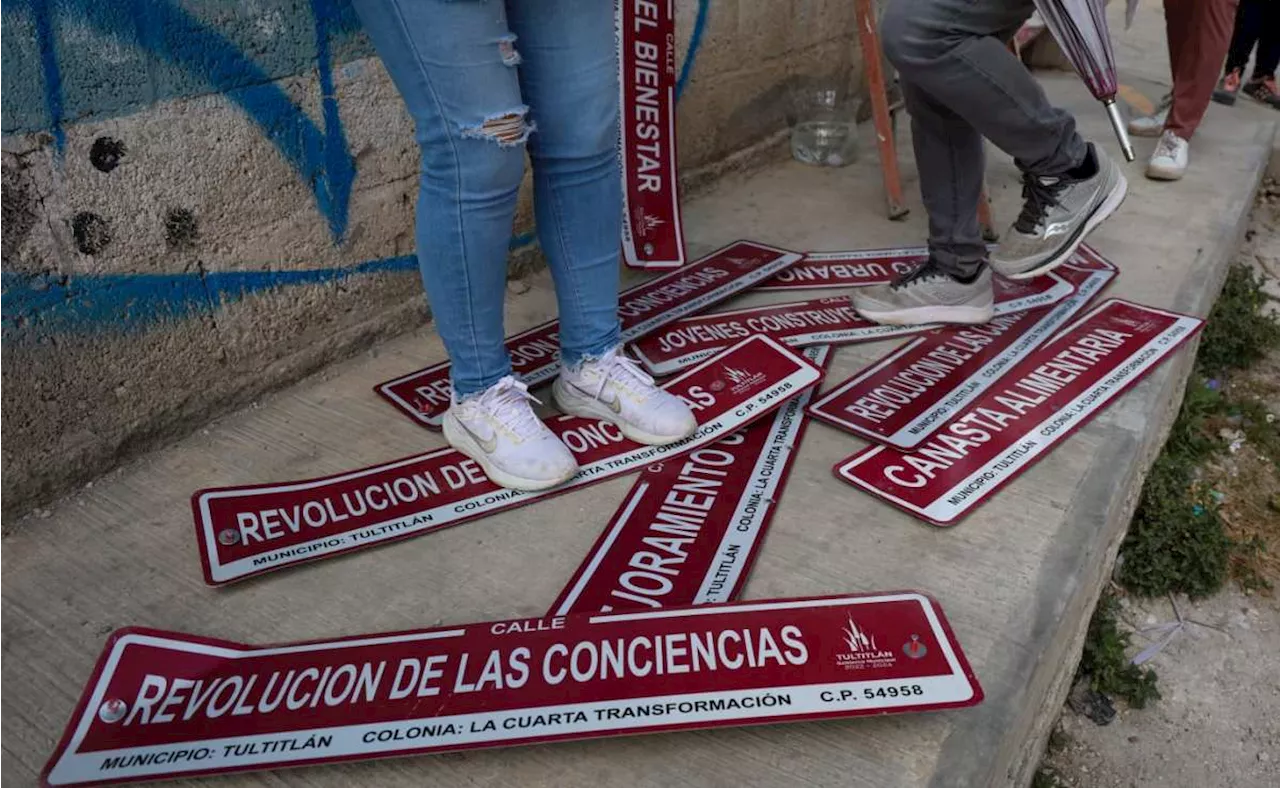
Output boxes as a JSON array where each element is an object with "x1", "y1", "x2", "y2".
[{"x1": 881, "y1": 0, "x2": 1088, "y2": 277}]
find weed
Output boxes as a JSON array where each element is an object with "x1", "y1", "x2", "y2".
[
  {"x1": 1118, "y1": 385, "x2": 1232, "y2": 598},
  {"x1": 1079, "y1": 592, "x2": 1160, "y2": 708},
  {"x1": 1032, "y1": 768, "x2": 1065, "y2": 788},
  {"x1": 1230, "y1": 534, "x2": 1271, "y2": 592},
  {"x1": 1195, "y1": 264, "x2": 1280, "y2": 378},
  {"x1": 1118, "y1": 264, "x2": 1280, "y2": 598}
]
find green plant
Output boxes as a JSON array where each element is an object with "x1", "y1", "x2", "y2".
[
  {"x1": 1032, "y1": 768, "x2": 1064, "y2": 788},
  {"x1": 1195, "y1": 264, "x2": 1280, "y2": 378},
  {"x1": 1119, "y1": 383, "x2": 1232, "y2": 598},
  {"x1": 1120, "y1": 476, "x2": 1232, "y2": 598},
  {"x1": 1079, "y1": 592, "x2": 1160, "y2": 708},
  {"x1": 1119, "y1": 264, "x2": 1280, "y2": 597}
]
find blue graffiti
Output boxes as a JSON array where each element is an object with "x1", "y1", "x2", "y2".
[
  {"x1": 676, "y1": 0, "x2": 710, "y2": 100},
  {"x1": 7, "y1": 0, "x2": 360, "y2": 239},
  {"x1": 1, "y1": 232, "x2": 537, "y2": 338},
  {"x1": 29, "y1": 0, "x2": 66, "y2": 152},
  {"x1": 1, "y1": 0, "x2": 709, "y2": 336}
]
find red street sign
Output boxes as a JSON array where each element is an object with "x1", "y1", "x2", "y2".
[
  {"x1": 630, "y1": 272, "x2": 1076, "y2": 376},
  {"x1": 552, "y1": 346, "x2": 830, "y2": 616},
  {"x1": 835, "y1": 299, "x2": 1203, "y2": 526},
  {"x1": 375, "y1": 241, "x2": 800, "y2": 428},
  {"x1": 757, "y1": 247, "x2": 927, "y2": 291},
  {"x1": 809, "y1": 256, "x2": 1118, "y2": 448},
  {"x1": 196, "y1": 336, "x2": 823, "y2": 585},
  {"x1": 619, "y1": 0, "x2": 684, "y2": 268},
  {"x1": 43, "y1": 593, "x2": 982, "y2": 787}
]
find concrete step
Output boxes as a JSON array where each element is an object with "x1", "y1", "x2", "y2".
[{"x1": 2, "y1": 73, "x2": 1274, "y2": 788}]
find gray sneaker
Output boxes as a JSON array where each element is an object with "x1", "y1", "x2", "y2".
[
  {"x1": 990, "y1": 143, "x2": 1127, "y2": 281},
  {"x1": 852, "y1": 260, "x2": 993, "y2": 326}
]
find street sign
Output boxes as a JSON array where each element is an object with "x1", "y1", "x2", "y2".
[
  {"x1": 43, "y1": 593, "x2": 982, "y2": 787},
  {"x1": 631, "y1": 272, "x2": 1076, "y2": 376},
  {"x1": 197, "y1": 336, "x2": 823, "y2": 585},
  {"x1": 620, "y1": 0, "x2": 684, "y2": 268},
  {"x1": 835, "y1": 299, "x2": 1203, "y2": 526},
  {"x1": 756, "y1": 247, "x2": 926, "y2": 291},
  {"x1": 809, "y1": 258, "x2": 1117, "y2": 448},
  {"x1": 552, "y1": 346, "x2": 830, "y2": 615}
]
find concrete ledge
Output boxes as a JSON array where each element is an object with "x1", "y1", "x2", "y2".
[{"x1": 2, "y1": 71, "x2": 1274, "y2": 788}]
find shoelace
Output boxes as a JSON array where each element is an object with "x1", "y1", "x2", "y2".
[
  {"x1": 587, "y1": 349, "x2": 656, "y2": 402},
  {"x1": 474, "y1": 376, "x2": 545, "y2": 440},
  {"x1": 890, "y1": 258, "x2": 949, "y2": 290},
  {"x1": 1154, "y1": 132, "x2": 1182, "y2": 160},
  {"x1": 1013, "y1": 172, "x2": 1067, "y2": 234}
]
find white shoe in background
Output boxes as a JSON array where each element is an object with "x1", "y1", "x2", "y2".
[
  {"x1": 1146, "y1": 130, "x2": 1189, "y2": 181},
  {"x1": 1127, "y1": 93, "x2": 1171, "y2": 138}
]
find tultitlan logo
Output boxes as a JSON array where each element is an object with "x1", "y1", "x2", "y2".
[
  {"x1": 722, "y1": 363, "x2": 766, "y2": 395},
  {"x1": 633, "y1": 207, "x2": 665, "y2": 237},
  {"x1": 843, "y1": 617, "x2": 876, "y2": 652},
  {"x1": 723, "y1": 255, "x2": 761, "y2": 270},
  {"x1": 836, "y1": 615, "x2": 897, "y2": 669}
]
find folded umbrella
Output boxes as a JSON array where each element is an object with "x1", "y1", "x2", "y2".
[{"x1": 1032, "y1": 0, "x2": 1136, "y2": 161}]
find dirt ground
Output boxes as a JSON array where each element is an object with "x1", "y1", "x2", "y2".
[{"x1": 1038, "y1": 189, "x2": 1280, "y2": 787}]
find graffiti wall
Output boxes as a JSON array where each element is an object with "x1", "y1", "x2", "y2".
[{"x1": 1, "y1": 0, "x2": 860, "y2": 516}]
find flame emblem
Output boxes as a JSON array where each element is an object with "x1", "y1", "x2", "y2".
[
  {"x1": 632, "y1": 207, "x2": 666, "y2": 238},
  {"x1": 842, "y1": 616, "x2": 877, "y2": 653}
]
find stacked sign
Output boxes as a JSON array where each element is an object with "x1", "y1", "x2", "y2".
[
  {"x1": 553, "y1": 346, "x2": 831, "y2": 616},
  {"x1": 198, "y1": 336, "x2": 822, "y2": 585},
  {"x1": 809, "y1": 250, "x2": 1117, "y2": 448},
  {"x1": 42, "y1": 238, "x2": 1214, "y2": 786},
  {"x1": 630, "y1": 271, "x2": 1076, "y2": 375},
  {"x1": 376, "y1": 241, "x2": 800, "y2": 428},
  {"x1": 834, "y1": 299, "x2": 1203, "y2": 525}
]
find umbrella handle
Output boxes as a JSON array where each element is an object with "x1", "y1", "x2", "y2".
[{"x1": 1103, "y1": 99, "x2": 1136, "y2": 162}]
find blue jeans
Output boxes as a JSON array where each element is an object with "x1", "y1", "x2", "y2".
[{"x1": 352, "y1": 0, "x2": 623, "y2": 396}]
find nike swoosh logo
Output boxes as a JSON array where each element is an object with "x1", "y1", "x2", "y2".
[
  {"x1": 458, "y1": 420, "x2": 498, "y2": 453},
  {"x1": 569, "y1": 381, "x2": 622, "y2": 414}
]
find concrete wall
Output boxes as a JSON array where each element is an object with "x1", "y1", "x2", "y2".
[{"x1": 1, "y1": 0, "x2": 862, "y2": 517}]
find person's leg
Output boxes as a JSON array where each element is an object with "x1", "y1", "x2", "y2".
[
  {"x1": 1252, "y1": 0, "x2": 1280, "y2": 78},
  {"x1": 353, "y1": 0, "x2": 577, "y2": 490},
  {"x1": 1212, "y1": 0, "x2": 1250, "y2": 106},
  {"x1": 875, "y1": 0, "x2": 1124, "y2": 286},
  {"x1": 351, "y1": 0, "x2": 524, "y2": 397},
  {"x1": 850, "y1": 57, "x2": 996, "y2": 326},
  {"x1": 1163, "y1": 0, "x2": 1239, "y2": 140},
  {"x1": 507, "y1": 0, "x2": 694, "y2": 445},
  {"x1": 506, "y1": 0, "x2": 621, "y2": 368},
  {"x1": 881, "y1": 0, "x2": 1085, "y2": 178},
  {"x1": 1242, "y1": 0, "x2": 1280, "y2": 108},
  {"x1": 1223, "y1": 0, "x2": 1262, "y2": 76},
  {"x1": 899, "y1": 80, "x2": 987, "y2": 279},
  {"x1": 1165, "y1": 0, "x2": 1191, "y2": 77}
]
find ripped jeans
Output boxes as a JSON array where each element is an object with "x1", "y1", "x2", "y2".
[{"x1": 352, "y1": 0, "x2": 622, "y2": 396}]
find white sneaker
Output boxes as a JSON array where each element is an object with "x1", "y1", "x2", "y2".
[
  {"x1": 1127, "y1": 94, "x2": 1171, "y2": 138},
  {"x1": 554, "y1": 347, "x2": 697, "y2": 445},
  {"x1": 1146, "y1": 130, "x2": 1188, "y2": 181},
  {"x1": 443, "y1": 376, "x2": 578, "y2": 491}
]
